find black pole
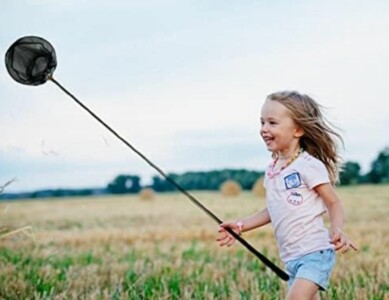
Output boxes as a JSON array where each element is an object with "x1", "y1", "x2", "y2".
[{"x1": 49, "y1": 76, "x2": 289, "y2": 281}]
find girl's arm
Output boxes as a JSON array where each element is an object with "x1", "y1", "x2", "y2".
[
  {"x1": 315, "y1": 183, "x2": 358, "y2": 253},
  {"x1": 216, "y1": 208, "x2": 271, "y2": 247}
]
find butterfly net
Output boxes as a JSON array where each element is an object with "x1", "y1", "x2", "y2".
[{"x1": 5, "y1": 36, "x2": 57, "y2": 86}]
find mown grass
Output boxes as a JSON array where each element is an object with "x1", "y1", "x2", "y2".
[{"x1": 0, "y1": 185, "x2": 388, "y2": 299}]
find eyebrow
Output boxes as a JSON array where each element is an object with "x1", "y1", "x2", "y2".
[{"x1": 261, "y1": 117, "x2": 278, "y2": 121}]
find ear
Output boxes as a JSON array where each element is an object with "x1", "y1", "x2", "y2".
[{"x1": 294, "y1": 126, "x2": 304, "y2": 138}]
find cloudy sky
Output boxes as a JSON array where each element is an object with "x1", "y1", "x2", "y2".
[{"x1": 1, "y1": 1, "x2": 388, "y2": 192}]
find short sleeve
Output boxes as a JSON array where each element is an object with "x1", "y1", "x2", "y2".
[{"x1": 301, "y1": 158, "x2": 330, "y2": 189}]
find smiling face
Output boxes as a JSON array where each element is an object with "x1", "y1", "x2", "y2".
[{"x1": 260, "y1": 99, "x2": 304, "y2": 157}]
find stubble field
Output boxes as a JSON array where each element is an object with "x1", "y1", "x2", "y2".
[{"x1": 0, "y1": 185, "x2": 388, "y2": 299}]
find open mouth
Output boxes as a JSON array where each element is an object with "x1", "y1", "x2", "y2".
[{"x1": 263, "y1": 136, "x2": 274, "y2": 145}]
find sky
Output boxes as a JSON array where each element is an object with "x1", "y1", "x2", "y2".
[{"x1": 1, "y1": 0, "x2": 388, "y2": 192}]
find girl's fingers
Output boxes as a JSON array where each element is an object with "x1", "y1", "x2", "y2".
[
  {"x1": 331, "y1": 229, "x2": 357, "y2": 253},
  {"x1": 227, "y1": 239, "x2": 236, "y2": 247},
  {"x1": 220, "y1": 236, "x2": 235, "y2": 247},
  {"x1": 334, "y1": 242, "x2": 343, "y2": 251},
  {"x1": 216, "y1": 222, "x2": 239, "y2": 248},
  {"x1": 218, "y1": 226, "x2": 239, "y2": 237},
  {"x1": 341, "y1": 241, "x2": 350, "y2": 253},
  {"x1": 332, "y1": 236, "x2": 341, "y2": 250},
  {"x1": 336, "y1": 237, "x2": 358, "y2": 253},
  {"x1": 221, "y1": 221, "x2": 240, "y2": 231},
  {"x1": 341, "y1": 240, "x2": 358, "y2": 253},
  {"x1": 216, "y1": 231, "x2": 227, "y2": 242},
  {"x1": 334, "y1": 235, "x2": 346, "y2": 251},
  {"x1": 350, "y1": 241, "x2": 358, "y2": 251},
  {"x1": 216, "y1": 231, "x2": 236, "y2": 247},
  {"x1": 331, "y1": 232, "x2": 341, "y2": 244},
  {"x1": 219, "y1": 239, "x2": 229, "y2": 247},
  {"x1": 217, "y1": 234, "x2": 227, "y2": 245}
]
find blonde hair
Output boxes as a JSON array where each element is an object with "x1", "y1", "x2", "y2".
[{"x1": 266, "y1": 91, "x2": 343, "y2": 184}]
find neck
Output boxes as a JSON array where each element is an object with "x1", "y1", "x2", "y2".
[{"x1": 277, "y1": 147, "x2": 302, "y2": 160}]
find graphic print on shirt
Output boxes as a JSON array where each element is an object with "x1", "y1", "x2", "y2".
[
  {"x1": 284, "y1": 172, "x2": 301, "y2": 190},
  {"x1": 287, "y1": 191, "x2": 303, "y2": 205}
]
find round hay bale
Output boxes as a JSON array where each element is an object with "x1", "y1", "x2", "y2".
[
  {"x1": 138, "y1": 188, "x2": 155, "y2": 201},
  {"x1": 220, "y1": 180, "x2": 242, "y2": 197},
  {"x1": 252, "y1": 176, "x2": 266, "y2": 198}
]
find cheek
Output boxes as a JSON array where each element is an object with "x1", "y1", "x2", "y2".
[{"x1": 259, "y1": 124, "x2": 268, "y2": 134}]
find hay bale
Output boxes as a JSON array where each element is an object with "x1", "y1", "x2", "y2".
[
  {"x1": 252, "y1": 176, "x2": 266, "y2": 198},
  {"x1": 138, "y1": 188, "x2": 155, "y2": 201},
  {"x1": 220, "y1": 180, "x2": 242, "y2": 197}
]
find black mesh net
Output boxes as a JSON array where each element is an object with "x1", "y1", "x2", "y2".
[{"x1": 5, "y1": 36, "x2": 57, "y2": 86}]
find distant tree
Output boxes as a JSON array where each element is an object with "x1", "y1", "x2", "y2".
[
  {"x1": 368, "y1": 147, "x2": 389, "y2": 183},
  {"x1": 151, "y1": 175, "x2": 175, "y2": 192},
  {"x1": 107, "y1": 175, "x2": 141, "y2": 194},
  {"x1": 339, "y1": 161, "x2": 361, "y2": 185}
]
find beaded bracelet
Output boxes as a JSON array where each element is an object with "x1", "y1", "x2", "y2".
[{"x1": 236, "y1": 220, "x2": 244, "y2": 235}]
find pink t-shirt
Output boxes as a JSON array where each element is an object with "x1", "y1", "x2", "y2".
[{"x1": 264, "y1": 151, "x2": 334, "y2": 262}]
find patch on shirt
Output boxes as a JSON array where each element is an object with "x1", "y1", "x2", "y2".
[
  {"x1": 287, "y1": 191, "x2": 303, "y2": 205},
  {"x1": 284, "y1": 172, "x2": 301, "y2": 190}
]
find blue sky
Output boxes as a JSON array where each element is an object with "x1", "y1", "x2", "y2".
[{"x1": 1, "y1": 1, "x2": 388, "y2": 192}]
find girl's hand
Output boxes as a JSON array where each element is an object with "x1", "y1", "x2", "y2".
[
  {"x1": 330, "y1": 227, "x2": 358, "y2": 253},
  {"x1": 216, "y1": 221, "x2": 241, "y2": 247}
]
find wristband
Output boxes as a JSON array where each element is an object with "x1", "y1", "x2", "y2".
[{"x1": 236, "y1": 220, "x2": 244, "y2": 235}]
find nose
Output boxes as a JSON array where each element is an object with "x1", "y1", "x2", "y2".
[{"x1": 260, "y1": 123, "x2": 268, "y2": 135}]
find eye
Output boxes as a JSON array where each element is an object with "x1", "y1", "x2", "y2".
[
  {"x1": 260, "y1": 120, "x2": 264, "y2": 125},
  {"x1": 270, "y1": 121, "x2": 277, "y2": 125}
]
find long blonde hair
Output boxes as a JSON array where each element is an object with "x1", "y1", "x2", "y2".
[{"x1": 266, "y1": 91, "x2": 343, "y2": 184}]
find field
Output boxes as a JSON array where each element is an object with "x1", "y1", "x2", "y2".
[{"x1": 0, "y1": 185, "x2": 388, "y2": 299}]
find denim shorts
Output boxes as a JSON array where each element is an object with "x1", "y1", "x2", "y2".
[{"x1": 285, "y1": 249, "x2": 336, "y2": 291}]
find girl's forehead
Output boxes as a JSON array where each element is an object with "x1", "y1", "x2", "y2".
[{"x1": 261, "y1": 99, "x2": 290, "y2": 117}]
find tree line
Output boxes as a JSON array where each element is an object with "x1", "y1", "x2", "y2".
[
  {"x1": 107, "y1": 169, "x2": 264, "y2": 194},
  {"x1": 108, "y1": 147, "x2": 389, "y2": 193},
  {"x1": 1, "y1": 147, "x2": 388, "y2": 200}
]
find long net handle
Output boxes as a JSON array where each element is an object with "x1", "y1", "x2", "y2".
[{"x1": 49, "y1": 76, "x2": 289, "y2": 281}]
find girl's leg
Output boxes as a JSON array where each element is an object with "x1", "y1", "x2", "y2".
[
  {"x1": 311, "y1": 291, "x2": 320, "y2": 300},
  {"x1": 286, "y1": 278, "x2": 320, "y2": 300}
]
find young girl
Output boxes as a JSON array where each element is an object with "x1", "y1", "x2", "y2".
[{"x1": 216, "y1": 91, "x2": 357, "y2": 300}]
